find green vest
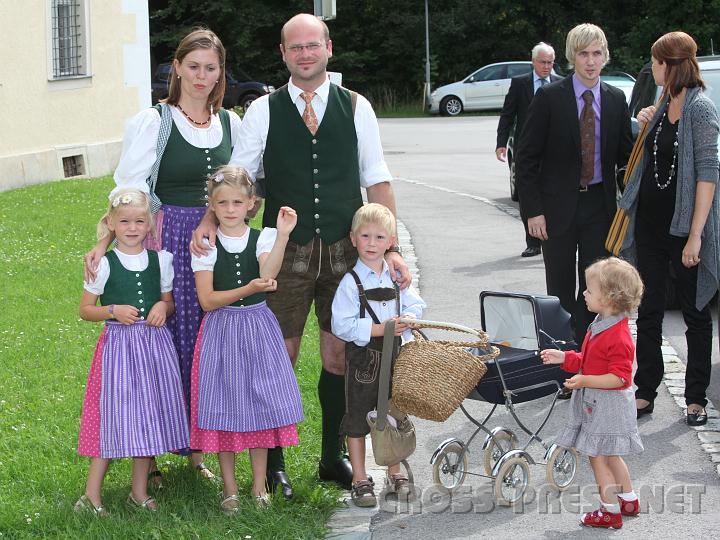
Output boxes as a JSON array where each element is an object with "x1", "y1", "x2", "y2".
[
  {"x1": 213, "y1": 230, "x2": 266, "y2": 307},
  {"x1": 100, "y1": 250, "x2": 161, "y2": 320},
  {"x1": 263, "y1": 84, "x2": 362, "y2": 245},
  {"x1": 154, "y1": 106, "x2": 232, "y2": 207}
]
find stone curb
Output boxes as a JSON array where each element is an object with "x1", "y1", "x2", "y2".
[{"x1": 629, "y1": 322, "x2": 720, "y2": 478}]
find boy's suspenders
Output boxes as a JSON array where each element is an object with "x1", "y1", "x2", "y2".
[{"x1": 348, "y1": 270, "x2": 400, "y2": 324}]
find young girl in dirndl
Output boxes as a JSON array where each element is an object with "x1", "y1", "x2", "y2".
[
  {"x1": 190, "y1": 166, "x2": 304, "y2": 514},
  {"x1": 76, "y1": 190, "x2": 189, "y2": 515},
  {"x1": 542, "y1": 257, "x2": 645, "y2": 529}
]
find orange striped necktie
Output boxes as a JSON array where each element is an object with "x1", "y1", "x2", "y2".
[{"x1": 300, "y1": 91, "x2": 319, "y2": 135}]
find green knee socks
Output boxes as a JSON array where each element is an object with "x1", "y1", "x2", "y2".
[{"x1": 318, "y1": 368, "x2": 346, "y2": 466}]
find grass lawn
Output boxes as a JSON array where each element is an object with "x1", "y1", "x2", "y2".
[{"x1": 0, "y1": 177, "x2": 340, "y2": 538}]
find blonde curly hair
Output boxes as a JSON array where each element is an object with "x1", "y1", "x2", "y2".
[{"x1": 585, "y1": 257, "x2": 644, "y2": 314}]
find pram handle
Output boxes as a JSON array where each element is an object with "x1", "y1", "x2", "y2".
[{"x1": 397, "y1": 318, "x2": 485, "y2": 338}]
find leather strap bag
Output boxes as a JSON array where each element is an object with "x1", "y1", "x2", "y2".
[
  {"x1": 146, "y1": 103, "x2": 173, "y2": 214},
  {"x1": 605, "y1": 120, "x2": 650, "y2": 255},
  {"x1": 366, "y1": 320, "x2": 417, "y2": 466}
]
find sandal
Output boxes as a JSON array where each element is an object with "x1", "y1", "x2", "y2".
[
  {"x1": 386, "y1": 472, "x2": 413, "y2": 499},
  {"x1": 350, "y1": 480, "x2": 376, "y2": 508},
  {"x1": 254, "y1": 494, "x2": 271, "y2": 508},
  {"x1": 148, "y1": 469, "x2": 164, "y2": 490},
  {"x1": 196, "y1": 462, "x2": 218, "y2": 481},
  {"x1": 220, "y1": 494, "x2": 240, "y2": 516},
  {"x1": 127, "y1": 493, "x2": 158, "y2": 512},
  {"x1": 74, "y1": 495, "x2": 109, "y2": 517}
]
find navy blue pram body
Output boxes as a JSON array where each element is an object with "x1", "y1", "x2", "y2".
[{"x1": 470, "y1": 292, "x2": 577, "y2": 405}]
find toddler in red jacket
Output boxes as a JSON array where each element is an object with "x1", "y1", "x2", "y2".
[{"x1": 542, "y1": 257, "x2": 644, "y2": 529}]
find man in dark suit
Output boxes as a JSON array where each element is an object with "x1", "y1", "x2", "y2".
[
  {"x1": 496, "y1": 42, "x2": 562, "y2": 258},
  {"x1": 516, "y1": 23, "x2": 633, "y2": 343}
]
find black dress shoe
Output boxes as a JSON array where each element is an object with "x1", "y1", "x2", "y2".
[
  {"x1": 687, "y1": 408, "x2": 708, "y2": 426},
  {"x1": 636, "y1": 401, "x2": 654, "y2": 419},
  {"x1": 318, "y1": 457, "x2": 353, "y2": 490},
  {"x1": 266, "y1": 470, "x2": 293, "y2": 500},
  {"x1": 521, "y1": 246, "x2": 542, "y2": 258}
]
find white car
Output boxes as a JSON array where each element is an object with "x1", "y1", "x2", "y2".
[
  {"x1": 429, "y1": 61, "x2": 544, "y2": 116},
  {"x1": 600, "y1": 72, "x2": 635, "y2": 104}
]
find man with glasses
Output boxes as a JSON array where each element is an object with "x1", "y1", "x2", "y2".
[
  {"x1": 496, "y1": 42, "x2": 561, "y2": 258},
  {"x1": 193, "y1": 13, "x2": 409, "y2": 499}
]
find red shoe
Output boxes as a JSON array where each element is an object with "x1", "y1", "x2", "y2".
[
  {"x1": 618, "y1": 496, "x2": 640, "y2": 516},
  {"x1": 581, "y1": 508, "x2": 623, "y2": 529}
]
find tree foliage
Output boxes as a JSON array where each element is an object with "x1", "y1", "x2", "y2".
[{"x1": 149, "y1": 0, "x2": 720, "y2": 98}]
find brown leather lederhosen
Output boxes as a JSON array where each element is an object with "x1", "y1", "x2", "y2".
[{"x1": 340, "y1": 270, "x2": 401, "y2": 438}]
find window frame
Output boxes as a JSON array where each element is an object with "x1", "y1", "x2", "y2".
[{"x1": 46, "y1": 0, "x2": 92, "y2": 81}]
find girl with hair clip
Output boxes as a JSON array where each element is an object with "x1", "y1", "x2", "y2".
[
  {"x1": 542, "y1": 257, "x2": 645, "y2": 529},
  {"x1": 190, "y1": 166, "x2": 304, "y2": 514},
  {"x1": 75, "y1": 189, "x2": 189, "y2": 516},
  {"x1": 84, "y1": 28, "x2": 243, "y2": 480},
  {"x1": 619, "y1": 31, "x2": 719, "y2": 427}
]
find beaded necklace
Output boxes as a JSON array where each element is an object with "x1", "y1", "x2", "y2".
[
  {"x1": 652, "y1": 110, "x2": 679, "y2": 190},
  {"x1": 177, "y1": 104, "x2": 211, "y2": 126}
]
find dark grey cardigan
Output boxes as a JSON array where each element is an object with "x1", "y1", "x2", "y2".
[{"x1": 619, "y1": 87, "x2": 720, "y2": 309}]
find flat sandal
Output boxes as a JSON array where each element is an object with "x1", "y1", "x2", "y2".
[
  {"x1": 195, "y1": 462, "x2": 218, "y2": 481},
  {"x1": 386, "y1": 472, "x2": 413, "y2": 498},
  {"x1": 220, "y1": 494, "x2": 241, "y2": 516},
  {"x1": 127, "y1": 493, "x2": 158, "y2": 512},
  {"x1": 351, "y1": 480, "x2": 376, "y2": 508},
  {"x1": 74, "y1": 495, "x2": 109, "y2": 517}
]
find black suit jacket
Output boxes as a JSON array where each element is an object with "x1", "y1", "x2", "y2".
[
  {"x1": 516, "y1": 76, "x2": 633, "y2": 236},
  {"x1": 496, "y1": 72, "x2": 562, "y2": 149}
]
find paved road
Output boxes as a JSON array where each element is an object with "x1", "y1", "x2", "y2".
[{"x1": 365, "y1": 116, "x2": 720, "y2": 538}]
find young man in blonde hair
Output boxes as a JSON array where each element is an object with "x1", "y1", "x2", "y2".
[{"x1": 516, "y1": 23, "x2": 633, "y2": 343}]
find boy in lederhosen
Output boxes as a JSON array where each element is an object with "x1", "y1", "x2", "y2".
[{"x1": 331, "y1": 203, "x2": 425, "y2": 507}]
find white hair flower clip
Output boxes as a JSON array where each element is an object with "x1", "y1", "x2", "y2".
[
  {"x1": 111, "y1": 194, "x2": 134, "y2": 207},
  {"x1": 214, "y1": 173, "x2": 224, "y2": 183}
]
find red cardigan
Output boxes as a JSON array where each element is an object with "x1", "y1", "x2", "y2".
[{"x1": 561, "y1": 317, "x2": 634, "y2": 390}]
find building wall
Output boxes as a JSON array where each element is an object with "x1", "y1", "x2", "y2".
[{"x1": 0, "y1": 0, "x2": 150, "y2": 191}]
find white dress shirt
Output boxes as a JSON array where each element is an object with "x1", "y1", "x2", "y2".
[
  {"x1": 84, "y1": 249, "x2": 174, "y2": 295},
  {"x1": 332, "y1": 259, "x2": 425, "y2": 346},
  {"x1": 112, "y1": 106, "x2": 242, "y2": 199},
  {"x1": 230, "y1": 77, "x2": 391, "y2": 188}
]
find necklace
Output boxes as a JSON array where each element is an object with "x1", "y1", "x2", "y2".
[
  {"x1": 177, "y1": 104, "x2": 211, "y2": 126},
  {"x1": 652, "y1": 110, "x2": 679, "y2": 190}
]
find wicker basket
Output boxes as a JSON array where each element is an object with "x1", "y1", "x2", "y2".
[{"x1": 391, "y1": 319, "x2": 499, "y2": 422}]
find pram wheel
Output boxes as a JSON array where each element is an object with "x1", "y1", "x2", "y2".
[
  {"x1": 546, "y1": 446, "x2": 578, "y2": 491},
  {"x1": 483, "y1": 429, "x2": 517, "y2": 476},
  {"x1": 431, "y1": 442, "x2": 468, "y2": 492},
  {"x1": 494, "y1": 456, "x2": 530, "y2": 506}
]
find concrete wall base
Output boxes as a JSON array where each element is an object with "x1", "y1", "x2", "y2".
[{"x1": 0, "y1": 140, "x2": 122, "y2": 191}]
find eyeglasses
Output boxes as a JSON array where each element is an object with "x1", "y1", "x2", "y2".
[{"x1": 286, "y1": 42, "x2": 324, "y2": 54}]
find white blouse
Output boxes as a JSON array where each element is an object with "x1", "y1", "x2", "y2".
[
  {"x1": 191, "y1": 228, "x2": 278, "y2": 272},
  {"x1": 111, "y1": 106, "x2": 242, "y2": 199},
  {"x1": 84, "y1": 249, "x2": 174, "y2": 295}
]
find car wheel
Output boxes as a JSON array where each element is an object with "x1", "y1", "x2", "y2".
[
  {"x1": 240, "y1": 93, "x2": 260, "y2": 111},
  {"x1": 440, "y1": 96, "x2": 463, "y2": 116},
  {"x1": 509, "y1": 158, "x2": 518, "y2": 202}
]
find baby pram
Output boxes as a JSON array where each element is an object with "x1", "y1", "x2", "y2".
[{"x1": 415, "y1": 291, "x2": 580, "y2": 505}]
